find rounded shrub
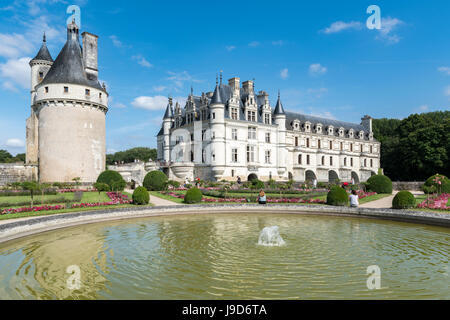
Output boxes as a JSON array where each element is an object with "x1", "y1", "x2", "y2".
[
  {"x1": 184, "y1": 187, "x2": 203, "y2": 204},
  {"x1": 132, "y1": 186, "x2": 150, "y2": 205},
  {"x1": 97, "y1": 170, "x2": 126, "y2": 190},
  {"x1": 326, "y1": 186, "x2": 349, "y2": 206},
  {"x1": 367, "y1": 175, "x2": 392, "y2": 194},
  {"x1": 392, "y1": 191, "x2": 416, "y2": 209},
  {"x1": 93, "y1": 182, "x2": 110, "y2": 193},
  {"x1": 423, "y1": 174, "x2": 450, "y2": 194},
  {"x1": 143, "y1": 170, "x2": 168, "y2": 191}
]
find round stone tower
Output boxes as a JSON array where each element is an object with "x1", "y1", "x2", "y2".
[{"x1": 29, "y1": 20, "x2": 108, "y2": 183}]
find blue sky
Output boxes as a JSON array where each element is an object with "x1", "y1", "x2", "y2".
[{"x1": 0, "y1": 0, "x2": 449, "y2": 155}]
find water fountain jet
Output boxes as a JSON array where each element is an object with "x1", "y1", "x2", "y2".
[{"x1": 258, "y1": 226, "x2": 285, "y2": 246}]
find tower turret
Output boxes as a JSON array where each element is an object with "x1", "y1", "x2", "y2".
[
  {"x1": 162, "y1": 97, "x2": 174, "y2": 162},
  {"x1": 274, "y1": 91, "x2": 287, "y2": 176},
  {"x1": 209, "y1": 78, "x2": 226, "y2": 180}
]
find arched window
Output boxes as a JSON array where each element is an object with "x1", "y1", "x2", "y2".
[
  {"x1": 298, "y1": 154, "x2": 302, "y2": 164},
  {"x1": 364, "y1": 159, "x2": 367, "y2": 167},
  {"x1": 321, "y1": 156, "x2": 325, "y2": 165},
  {"x1": 330, "y1": 156, "x2": 333, "y2": 166},
  {"x1": 344, "y1": 158, "x2": 347, "y2": 166},
  {"x1": 306, "y1": 138, "x2": 310, "y2": 148}
]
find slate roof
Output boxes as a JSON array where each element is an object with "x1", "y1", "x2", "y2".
[
  {"x1": 39, "y1": 37, "x2": 104, "y2": 91},
  {"x1": 31, "y1": 35, "x2": 53, "y2": 63},
  {"x1": 285, "y1": 111, "x2": 366, "y2": 132}
]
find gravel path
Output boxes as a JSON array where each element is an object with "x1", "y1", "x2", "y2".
[
  {"x1": 150, "y1": 193, "x2": 181, "y2": 206},
  {"x1": 360, "y1": 190, "x2": 424, "y2": 209}
]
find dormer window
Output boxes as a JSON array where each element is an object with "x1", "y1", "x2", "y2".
[
  {"x1": 64, "y1": 86, "x2": 69, "y2": 93},
  {"x1": 328, "y1": 126, "x2": 334, "y2": 135},
  {"x1": 39, "y1": 72, "x2": 44, "y2": 80},
  {"x1": 304, "y1": 121, "x2": 311, "y2": 133},
  {"x1": 316, "y1": 124, "x2": 323, "y2": 134},
  {"x1": 359, "y1": 131, "x2": 364, "y2": 139},
  {"x1": 349, "y1": 129, "x2": 354, "y2": 138},
  {"x1": 369, "y1": 132, "x2": 374, "y2": 141},
  {"x1": 338, "y1": 128, "x2": 344, "y2": 137}
]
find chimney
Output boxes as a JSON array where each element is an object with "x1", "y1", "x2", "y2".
[
  {"x1": 361, "y1": 115, "x2": 373, "y2": 132},
  {"x1": 82, "y1": 32, "x2": 98, "y2": 81},
  {"x1": 242, "y1": 80, "x2": 254, "y2": 94},
  {"x1": 228, "y1": 77, "x2": 240, "y2": 90}
]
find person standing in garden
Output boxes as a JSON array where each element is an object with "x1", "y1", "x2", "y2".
[{"x1": 349, "y1": 190, "x2": 359, "y2": 208}]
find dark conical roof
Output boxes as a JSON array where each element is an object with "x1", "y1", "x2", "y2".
[
  {"x1": 163, "y1": 102, "x2": 174, "y2": 119},
  {"x1": 31, "y1": 35, "x2": 53, "y2": 63},
  {"x1": 210, "y1": 84, "x2": 223, "y2": 105},
  {"x1": 40, "y1": 37, "x2": 104, "y2": 90},
  {"x1": 273, "y1": 92, "x2": 285, "y2": 115}
]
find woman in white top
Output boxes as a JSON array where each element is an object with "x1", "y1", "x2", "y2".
[{"x1": 349, "y1": 190, "x2": 359, "y2": 207}]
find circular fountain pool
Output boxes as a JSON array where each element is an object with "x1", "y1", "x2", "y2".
[{"x1": 0, "y1": 213, "x2": 448, "y2": 299}]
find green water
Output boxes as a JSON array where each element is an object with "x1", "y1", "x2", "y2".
[{"x1": 0, "y1": 214, "x2": 448, "y2": 299}]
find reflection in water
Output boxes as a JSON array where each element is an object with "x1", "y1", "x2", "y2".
[{"x1": 0, "y1": 214, "x2": 448, "y2": 299}]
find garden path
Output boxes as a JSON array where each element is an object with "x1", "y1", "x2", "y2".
[{"x1": 360, "y1": 190, "x2": 423, "y2": 209}]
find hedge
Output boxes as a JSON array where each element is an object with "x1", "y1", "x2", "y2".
[
  {"x1": 96, "y1": 170, "x2": 126, "y2": 191},
  {"x1": 326, "y1": 186, "x2": 348, "y2": 206},
  {"x1": 184, "y1": 187, "x2": 203, "y2": 204},
  {"x1": 132, "y1": 187, "x2": 150, "y2": 205},
  {"x1": 366, "y1": 175, "x2": 392, "y2": 194},
  {"x1": 392, "y1": 191, "x2": 416, "y2": 209},
  {"x1": 143, "y1": 171, "x2": 168, "y2": 191}
]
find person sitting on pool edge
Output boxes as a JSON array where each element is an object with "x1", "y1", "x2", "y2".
[
  {"x1": 258, "y1": 190, "x2": 267, "y2": 205},
  {"x1": 349, "y1": 189, "x2": 359, "y2": 208}
]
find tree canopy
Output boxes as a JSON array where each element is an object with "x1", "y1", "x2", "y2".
[
  {"x1": 0, "y1": 150, "x2": 25, "y2": 163},
  {"x1": 373, "y1": 111, "x2": 449, "y2": 181},
  {"x1": 106, "y1": 147, "x2": 157, "y2": 165}
]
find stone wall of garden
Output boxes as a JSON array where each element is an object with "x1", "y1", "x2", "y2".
[
  {"x1": 0, "y1": 164, "x2": 38, "y2": 186},
  {"x1": 392, "y1": 181, "x2": 424, "y2": 191}
]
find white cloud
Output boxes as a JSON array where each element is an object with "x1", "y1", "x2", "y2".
[
  {"x1": 226, "y1": 45, "x2": 236, "y2": 52},
  {"x1": 6, "y1": 138, "x2": 25, "y2": 148},
  {"x1": 166, "y1": 71, "x2": 201, "y2": 89},
  {"x1": 322, "y1": 21, "x2": 362, "y2": 34},
  {"x1": 131, "y1": 96, "x2": 168, "y2": 111},
  {"x1": 248, "y1": 41, "x2": 260, "y2": 47},
  {"x1": 309, "y1": 63, "x2": 327, "y2": 76},
  {"x1": 110, "y1": 35, "x2": 123, "y2": 48},
  {"x1": 438, "y1": 67, "x2": 450, "y2": 75},
  {"x1": 280, "y1": 68, "x2": 289, "y2": 80},
  {"x1": 0, "y1": 57, "x2": 31, "y2": 90},
  {"x1": 0, "y1": 33, "x2": 34, "y2": 59},
  {"x1": 376, "y1": 17, "x2": 404, "y2": 44},
  {"x1": 153, "y1": 85, "x2": 167, "y2": 92},
  {"x1": 132, "y1": 55, "x2": 152, "y2": 68},
  {"x1": 418, "y1": 105, "x2": 429, "y2": 112}
]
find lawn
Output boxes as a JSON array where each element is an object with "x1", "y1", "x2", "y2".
[
  {"x1": 0, "y1": 192, "x2": 111, "y2": 208},
  {"x1": 359, "y1": 193, "x2": 391, "y2": 204}
]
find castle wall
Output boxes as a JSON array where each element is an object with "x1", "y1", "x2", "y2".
[{"x1": 38, "y1": 102, "x2": 106, "y2": 183}]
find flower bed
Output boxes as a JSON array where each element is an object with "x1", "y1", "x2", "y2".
[
  {"x1": 355, "y1": 190, "x2": 377, "y2": 199},
  {"x1": 57, "y1": 189, "x2": 94, "y2": 193},
  {"x1": 417, "y1": 193, "x2": 450, "y2": 211},
  {"x1": 0, "y1": 192, "x2": 132, "y2": 216},
  {"x1": 163, "y1": 192, "x2": 326, "y2": 204}
]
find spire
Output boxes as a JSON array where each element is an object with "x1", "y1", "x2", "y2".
[
  {"x1": 220, "y1": 70, "x2": 223, "y2": 85},
  {"x1": 30, "y1": 32, "x2": 53, "y2": 63},
  {"x1": 274, "y1": 90, "x2": 285, "y2": 115},
  {"x1": 163, "y1": 97, "x2": 174, "y2": 119},
  {"x1": 210, "y1": 81, "x2": 223, "y2": 105}
]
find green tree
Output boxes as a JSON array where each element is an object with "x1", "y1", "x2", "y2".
[
  {"x1": 21, "y1": 181, "x2": 40, "y2": 207},
  {"x1": 0, "y1": 150, "x2": 13, "y2": 163},
  {"x1": 106, "y1": 147, "x2": 158, "y2": 165}
]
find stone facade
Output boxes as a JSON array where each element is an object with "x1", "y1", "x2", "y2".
[
  {"x1": 25, "y1": 20, "x2": 108, "y2": 183},
  {"x1": 157, "y1": 76, "x2": 381, "y2": 183}
]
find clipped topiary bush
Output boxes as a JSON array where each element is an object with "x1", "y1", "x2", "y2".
[
  {"x1": 132, "y1": 186, "x2": 150, "y2": 205},
  {"x1": 97, "y1": 170, "x2": 126, "y2": 191},
  {"x1": 423, "y1": 174, "x2": 450, "y2": 194},
  {"x1": 143, "y1": 170, "x2": 168, "y2": 191},
  {"x1": 392, "y1": 191, "x2": 416, "y2": 209},
  {"x1": 367, "y1": 175, "x2": 392, "y2": 194},
  {"x1": 326, "y1": 186, "x2": 348, "y2": 206},
  {"x1": 94, "y1": 182, "x2": 110, "y2": 193},
  {"x1": 184, "y1": 187, "x2": 203, "y2": 204}
]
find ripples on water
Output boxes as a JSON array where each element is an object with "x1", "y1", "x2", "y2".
[{"x1": 0, "y1": 214, "x2": 448, "y2": 299}]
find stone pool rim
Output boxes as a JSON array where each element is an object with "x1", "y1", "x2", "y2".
[{"x1": 0, "y1": 204, "x2": 449, "y2": 244}]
